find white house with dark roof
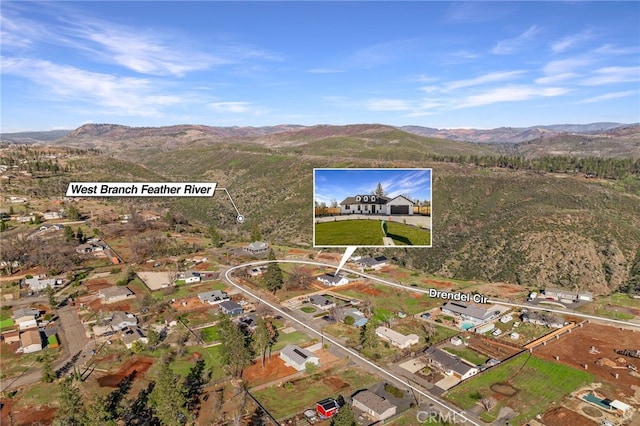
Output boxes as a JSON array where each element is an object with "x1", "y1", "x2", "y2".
[
  {"x1": 24, "y1": 275, "x2": 62, "y2": 292},
  {"x1": 109, "y1": 311, "x2": 138, "y2": 331},
  {"x1": 309, "y1": 295, "x2": 336, "y2": 310},
  {"x1": 355, "y1": 256, "x2": 388, "y2": 270},
  {"x1": 120, "y1": 326, "x2": 148, "y2": 349},
  {"x1": 279, "y1": 344, "x2": 320, "y2": 371},
  {"x1": 351, "y1": 390, "x2": 397, "y2": 422},
  {"x1": 424, "y1": 346, "x2": 479, "y2": 380},
  {"x1": 219, "y1": 300, "x2": 243, "y2": 316},
  {"x1": 198, "y1": 290, "x2": 230, "y2": 305},
  {"x1": 317, "y1": 273, "x2": 349, "y2": 286},
  {"x1": 339, "y1": 194, "x2": 414, "y2": 215}
]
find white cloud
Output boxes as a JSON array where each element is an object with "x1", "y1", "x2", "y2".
[
  {"x1": 455, "y1": 85, "x2": 569, "y2": 108},
  {"x1": 306, "y1": 68, "x2": 344, "y2": 74},
  {"x1": 445, "y1": 70, "x2": 525, "y2": 91},
  {"x1": 491, "y1": 25, "x2": 539, "y2": 55},
  {"x1": 551, "y1": 30, "x2": 593, "y2": 53},
  {"x1": 366, "y1": 99, "x2": 412, "y2": 111},
  {"x1": 542, "y1": 57, "x2": 593, "y2": 75},
  {"x1": 577, "y1": 90, "x2": 638, "y2": 104},
  {"x1": 208, "y1": 102, "x2": 266, "y2": 114},
  {"x1": 594, "y1": 44, "x2": 639, "y2": 56},
  {"x1": 1, "y1": 57, "x2": 183, "y2": 116},
  {"x1": 535, "y1": 73, "x2": 578, "y2": 85},
  {"x1": 581, "y1": 66, "x2": 640, "y2": 86}
]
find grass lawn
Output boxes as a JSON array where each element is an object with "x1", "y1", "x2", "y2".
[
  {"x1": 253, "y1": 366, "x2": 378, "y2": 420},
  {"x1": 576, "y1": 293, "x2": 640, "y2": 320},
  {"x1": 199, "y1": 326, "x2": 220, "y2": 343},
  {"x1": 300, "y1": 306, "x2": 317, "y2": 314},
  {"x1": 272, "y1": 330, "x2": 313, "y2": 352},
  {"x1": 0, "y1": 318, "x2": 15, "y2": 329},
  {"x1": 442, "y1": 347, "x2": 488, "y2": 366},
  {"x1": 315, "y1": 220, "x2": 431, "y2": 246},
  {"x1": 172, "y1": 346, "x2": 227, "y2": 381},
  {"x1": 336, "y1": 284, "x2": 441, "y2": 317},
  {"x1": 446, "y1": 353, "x2": 594, "y2": 425}
]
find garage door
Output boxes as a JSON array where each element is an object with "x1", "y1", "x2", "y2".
[{"x1": 390, "y1": 205, "x2": 409, "y2": 214}]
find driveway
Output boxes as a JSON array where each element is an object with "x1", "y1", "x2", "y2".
[{"x1": 315, "y1": 214, "x2": 431, "y2": 229}]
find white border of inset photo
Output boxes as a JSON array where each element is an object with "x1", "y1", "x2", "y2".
[{"x1": 313, "y1": 168, "x2": 432, "y2": 248}]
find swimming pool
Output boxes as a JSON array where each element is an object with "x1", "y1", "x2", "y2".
[
  {"x1": 461, "y1": 322, "x2": 474, "y2": 330},
  {"x1": 582, "y1": 393, "x2": 613, "y2": 410}
]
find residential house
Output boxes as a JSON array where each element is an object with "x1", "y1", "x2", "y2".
[
  {"x1": 375, "y1": 327, "x2": 419, "y2": 349},
  {"x1": 248, "y1": 266, "x2": 266, "y2": 277},
  {"x1": 3, "y1": 331, "x2": 21, "y2": 344},
  {"x1": 355, "y1": 256, "x2": 388, "y2": 270},
  {"x1": 13, "y1": 308, "x2": 39, "y2": 330},
  {"x1": 317, "y1": 273, "x2": 349, "y2": 286},
  {"x1": 316, "y1": 398, "x2": 339, "y2": 419},
  {"x1": 219, "y1": 300, "x2": 243, "y2": 316},
  {"x1": 198, "y1": 290, "x2": 230, "y2": 305},
  {"x1": 21, "y1": 329, "x2": 43, "y2": 353},
  {"x1": 441, "y1": 302, "x2": 499, "y2": 326},
  {"x1": 451, "y1": 336, "x2": 463, "y2": 346},
  {"x1": 98, "y1": 286, "x2": 134, "y2": 304},
  {"x1": 339, "y1": 194, "x2": 414, "y2": 215},
  {"x1": 109, "y1": 312, "x2": 138, "y2": 331},
  {"x1": 351, "y1": 390, "x2": 397, "y2": 422},
  {"x1": 43, "y1": 211, "x2": 62, "y2": 220},
  {"x1": 341, "y1": 308, "x2": 368, "y2": 327},
  {"x1": 279, "y1": 344, "x2": 320, "y2": 371},
  {"x1": 521, "y1": 311, "x2": 564, "y2": 328},
  {"x1": 309, "y1": 295, "x2": 336, "y2": 311},
  {"x1": 121, "y1": 326, "x2": 148, "y2": 349},
  {"x1": 25, "y1": 276, "x2": 62, "y2": 292},
  {"x1": 183, "y1": 275, "x2": 201, "y2": 284},
  {"x1": 236, "y1": 314, "x2": 258, "y2": 331},
  {"x1": 244, "y1": 241, "x2": 269, "y2": 255},
  {"x1": 424, "y1": 346, "x2": 479, "y2": 380},
  {"x1": 543, "y1": 288, "x2": 593, "y2": 303}
]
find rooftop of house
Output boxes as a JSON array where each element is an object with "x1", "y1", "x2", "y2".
[
  {"x1": 280, "y1": 344, "x2": 318, "y2": 365},
  {"x1": 442, "y1": 302, "x2": 497, "y2": 321},
  {"x1": 198, "y1": 290, "x2": 229, "y2": 301},
  {"x1": 424, "y1": 346, "x2": 478, "y2": 376},
  {"x1": 98, "y1": 286, "x2": 133, "y2": 298},
  {"x1": 357, "y1": 256, "x2": 388, "y2": 267},
  {"x1": 219, "y1": 300, "x2": 242, "y2": 311},
  {"x1": 352, "y1": 390, "x2": 396, "y2": 414},
  {"x1": 340, "y1": 195, "x2": 390, "y2": 205},
  {"x1": 310, "y1": 295, "x2": 333, "y2": 307}
]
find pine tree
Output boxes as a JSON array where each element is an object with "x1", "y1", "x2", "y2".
[
  {"x1": 55, "y1": 378, "x2": 86, "y2": 425},
  {"x1": 374, "y1": 182, "x2": 386, "y2": 198},
  {"x1": 360, "y1": 322, "x2": 378, "y2": 349},
  {"x1": 331, "y1": 404, "x2": 357, "y2": 426},
  {"x1": 264, "y1": 250, "x2": 283, "y2": 294},
  {"x1": 149, "y1": 362, "x2": 188, "y2": 426},
  {"x1": 217, "y1": 314, "x2": 253, "y2": 377},
  {"x1": 252, "y1": 317, "x2": 271, "y2": 368}
]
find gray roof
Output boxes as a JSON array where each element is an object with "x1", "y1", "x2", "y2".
[
  {"x1": 220, "y1": 300, "x2": 242, "y2": 312},
  {"x1": 198, "y1": 290, "x2": 229, "y2": 302},
  {"x1": 13, "y1": 308, "x2": 39, "y2": 319},
  {"x1": 280, "y1": 344, "x2": 318, "y2": 366},
  {"x1": 357, "y1": 256, "x2": 388, "y2": 267},
  {"x1": 424, "y1": 346, "x2": 477, "y2": 376},
  {"x1": 442, "y1": 302, "x2": 495, "y2": 321},
  {"x1": 318, "y1": 273, "x2": 346, "y2": 284},
  {"x1": 340, "y1": 195, "x2": 390, "y2": 206},
  {"x1": 99, "y1": 286, "x2": 133, "y2": 298},
  {"x1": 352, "y1": 390, "x2": 396, "y2": 415},
  {"x1": 121, "y1": 326, "x2": 146, "y2": 345},
  {"x1": 310, "y1": 295, "x2": 333, "y2": 307}
]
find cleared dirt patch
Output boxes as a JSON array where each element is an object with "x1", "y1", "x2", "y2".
[
  {"x1": 322, "y1": 375, "x2": 348, "y2": 392},
  {"x1": 604, "y1": 304, "x2": 640, "y2": 316},
  {"x1": 534, "y1": 323, "x2": 640, "y2": 396},
  {"x1": 170, "y1": 296, "x2": 208, "y2": 312},
  {"x1": 490, "y1": 382, "x2": 518, "y2": 396},
  {"x1": 465, "y1": 334, "x2": 522, "y2": 361},
  {"x1": 422, "y1": 278, "x2": 455, "y2": 289},
  {"x1": 244, "y1": 355, "x2": 297, "y2": 387},
  {"x1": 543, "y1": 407, "x2": 598, "y2": 426},
  {"x1": 342, "y1": 282, "x2": 383, "y2": 296},
  {"x1": 4, "y1": 405, "x2": 56, "y2": 426},
  {"x1": 85, "y1": 279, "x2": 113, "y2": 291},
  {"x1": 97, "y1": 356, "x2": 153, "y2": 388}
]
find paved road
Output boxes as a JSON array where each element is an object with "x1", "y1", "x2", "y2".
[
  {"x1": 224, "y1": 261, "x2": 483, "y2": 426},
  {"x1": 0, "y1": 306, "x2": 91, "y2": 392}
]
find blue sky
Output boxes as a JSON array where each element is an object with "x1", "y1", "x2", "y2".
[
  {"x1": 1, "y1": 1, "x2": 639, "y2": 132},
  {"x1": 314, "y1": 168, "x2": 431, "y2": 206}
]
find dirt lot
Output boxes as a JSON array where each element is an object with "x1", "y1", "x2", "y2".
[
  {"x1": 339, "y1": 282, "x2": 383, "y2": 296},
  {"x1": 96, "y1": 356, "x2": 154, "y2": 388},
  {"x1": 542, "y1": 407, "x2": 598, "y2": 426},
  {"x1": 245, "y1": 349, "x2": 340, "y2": 388},
  {"x1": 84, "y1": 279, "x2": 113, "y2": 291},
  {"x1": 464, "y1": 334, "x2": 522, "y2": 361},
  {"x1": 1, "y1": 401, "x2": 56, "y2": 426},
  {"x1": 422, "y1": 278, "x2": 456, "y2": 289},
  {"x1": 170, "y1": 296, "x2": 209, "y2": 312},
  {"x1": 534, "y1": 323, "x2": 640, "y2": 397},
  {"x1": 470, "y1": 282, "x2": 527, "y2": 298}
]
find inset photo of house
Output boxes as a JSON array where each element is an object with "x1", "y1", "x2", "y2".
[{"x1": 314, "y1": 168, "x2": 432, "y2": 247}]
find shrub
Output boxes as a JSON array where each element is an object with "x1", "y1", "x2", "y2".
[
  {"x1": 344, "y1": 316, "x2": 355, "y2": 326},
  {"x1": 384, "y1": 383, "x2": 405, "y2": 399}
]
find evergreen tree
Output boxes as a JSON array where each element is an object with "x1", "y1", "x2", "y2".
[
  {"x1": 45, "y1": 285, "x2": 57, "y2": 308},
  {"x1": 252, "y1": 317, "x2": 271, "y2": 368},
  {"x1": 250, "y1": 222, "x2": 262, "y2": 242},
  {"x1": 360, "y1": 322, "x2": 378, "y2": 349},
  {"x1": 149, "y1": 362, "x2": 188, "y2": 426},
  {"x1": 64, "y1": 225, "x2": 74, "y2": 242},
  {"x1": 41, "y1": 353, "x2": 56, "y2": 383},
  {"x1": 331, "y1": 404, "x2": 357, "y2": 426},
  {"x1": 209, "y1": 225, "x2": 222, "y2": 247},
  {"x1": 264, "y1": 250, "x2": 283, "y2": 294},
  {"x1": 55, "y1": 378, "x2": 86, "y2": 425},
  {"x1": 217, "y1": 314, "x2": 253, "y2": 377},
  {"x1": 374, "y1": 182, "x2": 386, "y2": 198},
  {"x1": 76, "y1": 227, "x2": 84, "y2": 243},
  {"x1": 82, "y1": 394, "x2": 115, "y2": 426}
]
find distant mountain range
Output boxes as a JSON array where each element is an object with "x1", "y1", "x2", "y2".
[
  {"x1": 399, "y1": 122, "x2": 636, "y2": 144},
  {"x1": 2, "y1": 122, "x2": 639, "y2": 159}
]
